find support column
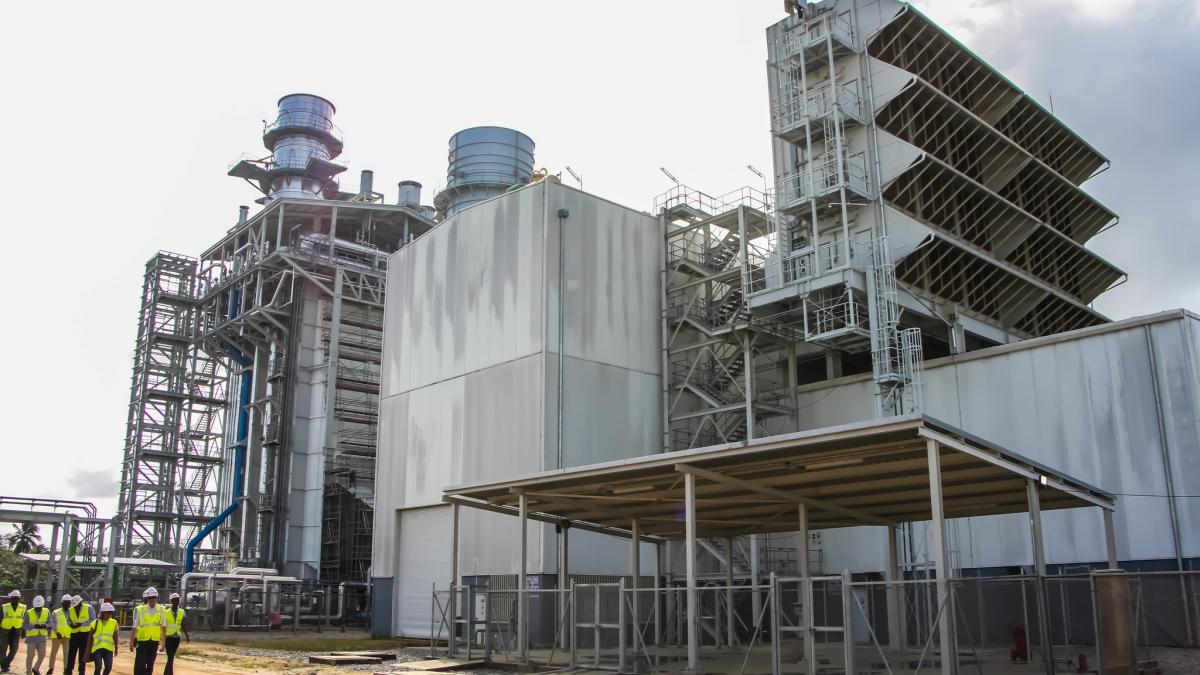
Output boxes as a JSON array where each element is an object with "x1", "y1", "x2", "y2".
[
  {"x1": 926, "y1": 439, "x2": 956, "y2": 675},
  {"x1": 725, "y1": 537, "x2": 736, "y2": 648},
  {"x1": 1027, "y1": 480, "x2": 1052, "y2": 675},
  {"x1": 886, "y1": 526, "x2": 905, "y2": 650},
  {"x1": 449, "y1": 503, "x2": 460, "y2": 657},
  {"x1": 684, "y1": 472, "x2": 699, "y2": 672},
  {"x1": 743, "y1": 334, "x2": 756, "y2": 439},
  {"x1": 58, "y1": 516, "x2": 71, "y2": 600},
  {"x1": 750, "y1": 533, "x2": 762, "y2": 636},
  {"x1": 518, "y1": 492, "x2": 529, "y2": 663},
  {"x1": 654, "y1": 541, "x2": 663, "y2": 648},
  {"x1": 798, "y1": 504, "x2": 815, "y2": 675},
  {"x1": 632, "y1": 518, "x2": 641, "y2": 648},
  {"x1": 1103, "y1": 509, "x2": 1119, "y2": 569},
  {"x1": 560, "y1": 522, "x2": 571, "y2": 651},
  {"x1": 451, "y1": 504, "x2": 460, "y2": 588}
]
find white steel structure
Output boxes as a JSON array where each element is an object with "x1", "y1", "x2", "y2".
[{"x1": 756, "y1": 0, "x2": 1123, "y2": 411}]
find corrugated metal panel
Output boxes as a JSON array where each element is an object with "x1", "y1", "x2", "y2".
[
  {"x1": 784, "y1": 312, "x2": 1200, "y2": 570},
  {"x1": 397, "y1": 506, "x2": 452, "y2": 637}
]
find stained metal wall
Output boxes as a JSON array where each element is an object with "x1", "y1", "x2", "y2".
[
  {"x1": 772, "y1": 310, "x2": 1200, "y2": 573},
  {"x1": 372, "y1": 182, "x2": 662, "y2": 635}
]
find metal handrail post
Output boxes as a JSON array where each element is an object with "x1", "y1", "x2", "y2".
[{"x1": 618, "y1": 578, "x2": 627, "y2": 673}]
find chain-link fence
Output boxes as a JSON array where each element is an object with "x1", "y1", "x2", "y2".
[{"x1": 429, "y1": 570, "x2": 1200, "y2": 674}]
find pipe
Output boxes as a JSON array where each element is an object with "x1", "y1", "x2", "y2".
[{"x1": 185, "y1": 283, "x2": 253, "y2": 573}]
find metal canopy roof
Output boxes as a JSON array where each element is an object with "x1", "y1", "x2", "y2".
[
  {"x1": 443, "y1": 415, "x2": 1114, "y2": 541},
  {"x1": 18, "y1": 553, "x2": 174, "y2": 569}
]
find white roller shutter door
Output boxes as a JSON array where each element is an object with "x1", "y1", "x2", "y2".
[{"x1": 397, "y1": 505, "x2": 452, "y2": 637}]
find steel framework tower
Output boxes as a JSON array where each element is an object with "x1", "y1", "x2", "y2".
[{"x1": 117, "y1": 252, "x2": 226, "y2": 564}]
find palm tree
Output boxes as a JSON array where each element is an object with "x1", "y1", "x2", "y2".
[{"x1": 6, "y1": 523, "x2": 42, "y2": 555}]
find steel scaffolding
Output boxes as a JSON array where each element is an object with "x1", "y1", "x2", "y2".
[{"x1": 117, "y1": 252, "x2": 225, "y2": 565}]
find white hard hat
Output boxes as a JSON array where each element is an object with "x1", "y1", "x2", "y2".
[
  {"x1": 100, "y1": 603, "x2": 114, "y2": 613},
  {"x1": 71, "y1": 595, "x2": 82, "y2": 607},
  {"x1": 32, "y1": 596, "x2": 44, "y2": 608},
  {"x1": 169, "y1": 593, "x2": 180, "y2": 600},
  {"x1": 61, "y1": 594, "x2": 73, "y2": 603},
  {"x1": 7, "y1": 590, "x2": 19, "y2": 598},
  {"x1": 143, "y1": 587, "x2": 159, "y2": 598}
]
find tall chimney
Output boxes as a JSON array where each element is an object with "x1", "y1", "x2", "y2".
[
  {"x1": 397, "y1": 180, "x2": 422, "y2": 206},
  {"x1": 238, "y1": 205, "x2": 249, "y2": 223}
]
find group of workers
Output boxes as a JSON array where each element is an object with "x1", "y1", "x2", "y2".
[{"x1": 0, "y1": 587, "x2": 189, "y2": 675}]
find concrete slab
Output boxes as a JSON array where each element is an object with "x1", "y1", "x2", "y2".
[{"x1": 310, "y1": 654, "x2": 385, "y2": 665}]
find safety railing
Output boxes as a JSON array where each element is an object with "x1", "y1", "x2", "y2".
[
  {"x1": 776, "y1": 9, "x2": 857, "y2": 62},
  {"x1": 655, "y1": 184, "x2": 772, "y2": 217},
  {"x1": 770, "y1": 79, "x2": 863, "y2": 135},
  {"x1": 264, "y1": 109, "x2": 343, "y2": 144},
  {"x1": 775, "y1": 150, "x2": 870, "y2": 209}
]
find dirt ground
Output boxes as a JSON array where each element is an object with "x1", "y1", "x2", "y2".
[{"x1": 6, "y1": 631, "x2": 420, "y2": 675}]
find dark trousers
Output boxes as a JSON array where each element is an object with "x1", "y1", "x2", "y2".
[
  {"x1": 0, "y1": 628, "x2": 18, "y2": 670},
  {"x1": 133, "y1": 641, "x2": 158, "y2": 675},
  {"x1": 65, "y1": 633, "x2": 89, "y2": 675},
  {"x1": 163, "y1": 637, "x2": 181, "y2": 675},
  {"x1": 90, "y1": 650, "x2": 112, "y2": 675}
]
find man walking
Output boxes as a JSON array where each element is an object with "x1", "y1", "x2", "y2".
[
  {"x1": 131, "y1": 587, "x2": 165, "y2": 675},
  {"x1": 162, "y1": 594, "x2": 188, "y2": 675},
  {"x1": 25, "y1": 595, "x2": 50, "y2": 675},
  {"x1": 63, "y1": 596, "x2": 94, "y2": 675},
  {"x1": 0, "y1": 590, "x2": 25, "y2": 673},
  {"x1": 47, "y1": 595, "x2": 72, "y2": 675},
  {"x1": 84, "y1": 604, "x2": 118, "y2": 675}
]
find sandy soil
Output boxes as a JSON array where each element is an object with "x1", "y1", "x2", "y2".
[{"x1": 7, "y1": 639, "x2": 348, "y2": 675}]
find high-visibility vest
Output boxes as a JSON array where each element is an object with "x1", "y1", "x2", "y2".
[
  {"x1": 134, "y1": 604, "x2": 164, "y2": 642},
  {"x1": 164, "y1": 607, "x2": 186, "y2": 637},
  {"x1": 68, "y1": 605, "x2": 93, "y2": 633},
  {"x1": 24, "y1": 607, "x2": 50, "y2": 637},
  {"x1": 1, "y1": 603, "x2": 26, "y2": 630},
  {"x1": 91, "y1": 618, "x2": 118, "y2": 653},
  {"x1": 52, "y1": 608, "x2": 72, "y2": 638}
]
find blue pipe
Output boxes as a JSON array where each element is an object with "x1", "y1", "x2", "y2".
[{"x1": 185, "y1": 285, "x2": 252, "y2": 573}]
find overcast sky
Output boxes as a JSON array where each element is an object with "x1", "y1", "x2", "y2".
[{"x1": 0, "y1": 1, "x2": 1196, "y2": 521}]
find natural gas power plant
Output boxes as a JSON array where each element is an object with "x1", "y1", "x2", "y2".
[{"x1": 91, "y1": 0, "x2": 1200, "y2": 672}]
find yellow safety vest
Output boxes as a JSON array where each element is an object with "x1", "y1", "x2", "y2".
[
  {"x1": 134, "y1": 604, "x2": 164, "y2": 642},
  {"x1": 52, "y1": 608, "x2": 72, "y2": 638},
  {"x1": 68, "y1": 605, "x2": 92, "y2": 633},
  {"x1": 24, "y1": 607, "x2": 49, "y2": 637},
  {"x1": 91, "y1": 618, "x2": 118, "y2": 653},
  {"x1": 1, "y1": 603, "x2": 26, "y2": 630},
  {"x1": 164, "y1": 607, "x2": 185, "y2": 637}
]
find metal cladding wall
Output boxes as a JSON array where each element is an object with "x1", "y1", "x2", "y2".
[
  {"x1": 372, "y1": 181, "x2": 662, "y2": 636},
  {"x1": 770, "y1": 310, "x2": 1200, "y2": 573}
]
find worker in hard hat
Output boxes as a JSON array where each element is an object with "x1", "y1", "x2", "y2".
[
  {"x1": 64, "y1": 596, "x2": 94, "y2": 675},
  {"x1": 47, "y1": 594, "x2": 73, "y2": 675},
  {"x1": 162, "y1": 593, "x2": 188, "y2": 675},
  {"x1": 0, "y1": 590, "x2": 25, "y2": 673},
  {"x1": 25, "y1": 595, "x2": 50, "y2": 675},
  {"x1": 131, "y1": 588, "x2": 165, "y2": 675},
  {"x1": 84, "y1": 604, "x2": 118, "y2": 675}
]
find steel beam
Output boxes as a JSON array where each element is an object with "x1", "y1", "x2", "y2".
[
  {"x1": 684, "y1": 471, "x2": 699, "y2": 672},
  {"x1": 926, "y1": 439, "x2": 957, "y2": 675}
]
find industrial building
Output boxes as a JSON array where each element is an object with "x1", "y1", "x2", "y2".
[
  {"x1": 117, "y1": 93, "x2": 436, "y2": 584},
  {"x1": 364, "y1": 1, "x2": 1196, "y2": 674},
  {"x1": 107, "y1": 0, "x2": 1198, "y2": 672}
]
